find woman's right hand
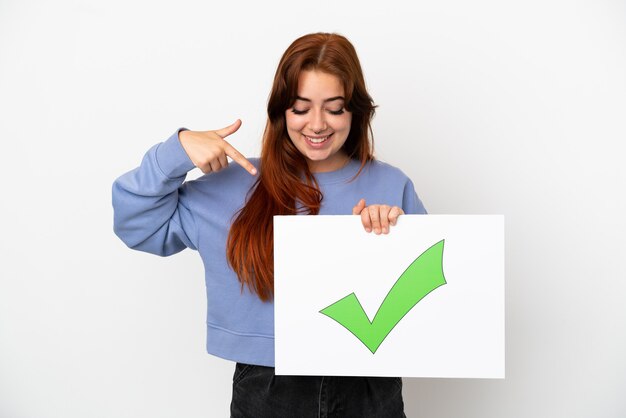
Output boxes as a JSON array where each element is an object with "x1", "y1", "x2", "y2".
[{"x1": 178, "y1": 119, "x2": 257, "y2": 175}]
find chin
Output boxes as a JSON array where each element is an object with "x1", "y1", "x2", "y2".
[{"x1": 305, "y1": 152, "x2": 332, "y2": 162}]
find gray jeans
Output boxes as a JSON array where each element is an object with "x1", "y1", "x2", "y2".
[{"x1": 230, "y1": 363, "x2": 406, "y2": 418}]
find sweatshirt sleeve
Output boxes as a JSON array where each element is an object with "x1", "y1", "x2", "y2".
[
  {"x1": 402, "y1": 178, "x2": 428, "y2": 215},
  {"x1": 112, "y1": 128, "x2": 199, "y2": 256}
]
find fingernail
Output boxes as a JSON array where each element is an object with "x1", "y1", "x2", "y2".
[
  {"x1": 383, "y1": 227, "x2": 388, "y2": 234},
  {"x1": 366, "y1": 228, "x2": 372, "y2": 233}
]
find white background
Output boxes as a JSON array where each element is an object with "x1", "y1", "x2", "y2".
[
  {"x1": 1, "y1": 0, "x2": 624, "y2": 417},
  {"x1": 275, "y1": 215, "x2": 504, "y2": 378}
]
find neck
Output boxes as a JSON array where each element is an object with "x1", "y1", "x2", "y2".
[{"x1": 307, "y1": 151, "x2": 350, "y2": 173}]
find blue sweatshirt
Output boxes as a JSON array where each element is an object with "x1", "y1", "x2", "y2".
[{"x1": 112, "y1": 129, "x2": 426, "y2": 366}]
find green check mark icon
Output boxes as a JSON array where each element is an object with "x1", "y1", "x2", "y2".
[{"x1": 320, "y1": 239, "x2": 447, "y2": 354}]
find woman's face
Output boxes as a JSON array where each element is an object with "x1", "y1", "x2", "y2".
[{"x1": 285, "y1": 70, "x2": 352, "y2": 173}]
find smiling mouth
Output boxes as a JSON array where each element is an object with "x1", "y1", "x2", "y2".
[{"x1": 304, "y1": 133, "x2": 334, "y2": 144}]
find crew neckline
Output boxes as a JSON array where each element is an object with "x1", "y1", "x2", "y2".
[{"x1": 312, "y1": 158, "x2": 365, "y2": 185}]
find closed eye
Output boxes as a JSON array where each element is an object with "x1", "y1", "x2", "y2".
[{"x1": 290, "y1": 108, "x2": 345, "y2": 115}]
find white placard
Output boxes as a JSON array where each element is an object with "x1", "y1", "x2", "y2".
[{"x1": 274, "y1": 215, "x2": 504, "y2": 378}]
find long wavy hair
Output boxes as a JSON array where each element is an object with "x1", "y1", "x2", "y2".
[{"x1": 226, "y1": 33, "x2": 376, "y2": 301}]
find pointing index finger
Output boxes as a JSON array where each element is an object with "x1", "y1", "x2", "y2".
[{"x1": 223, "y1": 142, "x2": 257, "y2": 175}]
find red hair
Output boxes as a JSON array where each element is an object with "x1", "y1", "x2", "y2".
[{"x1": 226, "y1": 33, "x2": 376, "y2": 301}]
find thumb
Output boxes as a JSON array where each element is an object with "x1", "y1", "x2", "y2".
[
  {"x1": 215, "y1": 119, "x2": 242, "y2": 138},
  {"x1": 352, "y1": 198, "x2": 366, "y2": 215}
]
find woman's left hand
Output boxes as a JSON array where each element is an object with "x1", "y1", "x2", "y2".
[{"x1": 352, "y1": 199, "x2": 404, "y2": 234}]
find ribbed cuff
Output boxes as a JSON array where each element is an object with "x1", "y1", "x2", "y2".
[{"x1": 155, "y1": 127, "x2": 196, "y2": 179}]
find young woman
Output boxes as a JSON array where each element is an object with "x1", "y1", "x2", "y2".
[{"x1": 113, "y1": 32, "x2": 426, "y2": 417}]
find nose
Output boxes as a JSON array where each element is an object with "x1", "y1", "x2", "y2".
[{"x1": 308, "y1": 108, "x2": 327, "y2": 134}]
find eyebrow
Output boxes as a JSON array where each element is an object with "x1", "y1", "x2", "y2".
[{"x1": 295, "y1": 95, "x2": 345, "y2": 103}]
